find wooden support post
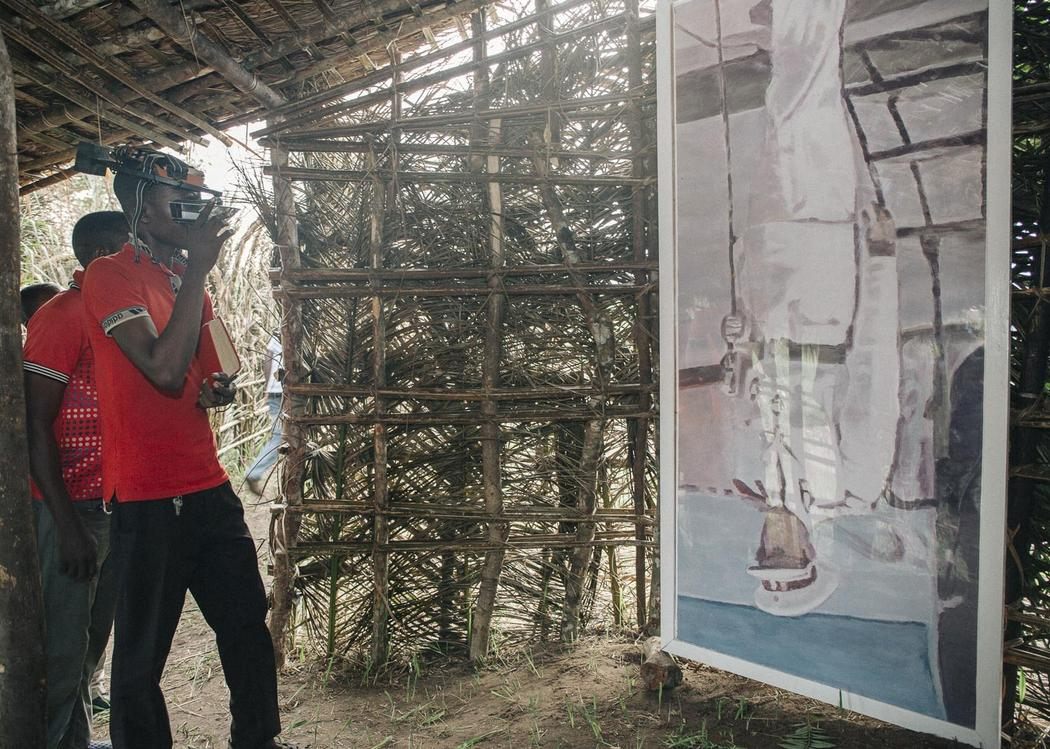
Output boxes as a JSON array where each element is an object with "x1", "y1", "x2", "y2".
[
  {"x1": 368, "y1": 114, "x2": 392, "y2": 665},
  {"x1": 625, "y1": 0, "x2": 653, "y2": 632},
  {"x1": 0, "y1": 28, "x2": 46, "y2": 747},
  {"x1": 529, "y1": 0, "x2": 614, "y2": 642},
  {"x1": 469, "y1": 8, "x2": 508, "y2": 661},
  {"x1": 267, "y1": 130, "x2": 306, "y2": 669}
]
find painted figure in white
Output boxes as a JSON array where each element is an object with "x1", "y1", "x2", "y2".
[{"x1": 730, "y1": 0, "x2": 902, "y2": 614}]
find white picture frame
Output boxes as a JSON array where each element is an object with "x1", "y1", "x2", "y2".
[{"x1": 657, "y1": 2, "x2": 1011, "y2": 746}]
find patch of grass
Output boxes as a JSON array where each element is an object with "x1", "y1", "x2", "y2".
[
  {"x1": 582, "y1": 696, "x2": 605, "y2": 744},
  {"x1": 663, "y1": 720, "x2": 741, "y2": 749},
  {"x1": 455, "y1": 729, "x2": 505, "y2": 748},
  {"x1": 778, "y1": 721, "x2": 836, "y2": 749}
]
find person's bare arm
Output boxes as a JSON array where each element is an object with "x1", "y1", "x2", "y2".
[
  {"x1": 109, "y1": 205, "x2": 233, "y2": 391},
  {"x1": 25, "y1": 373, "x2": 97, "y2": 583},
  {"x1": 109, "y1": 266, "x2": 209, "y2": 391}
]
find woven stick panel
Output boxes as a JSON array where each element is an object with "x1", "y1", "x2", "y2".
[{"x1": 256, "y1": 0, "x2": 656, "y2": 664}]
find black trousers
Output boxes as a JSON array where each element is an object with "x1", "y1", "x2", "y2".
[{"x1": 109, "y1": 482, "x2": 280, "y2": 749}]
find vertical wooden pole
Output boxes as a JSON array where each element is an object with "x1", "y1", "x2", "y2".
[
  {"x1": 268, "y1": 127, "x2": 306, "y2": 668},
  {"x1": 368, "y1": 64, "x2": 395, "y2": 662},
  {"x1": 530, "y1": 0, "x2": 612, "y2": 642},
  {"x1": 469, "y1": 8, "x2": 509, "y2": 661},
  {"x1": 0, "y1": 29, "x2": 46, "y2": 747},
  {"x1": 625, "y1": 0, "x2": 653, "y2": 631}
]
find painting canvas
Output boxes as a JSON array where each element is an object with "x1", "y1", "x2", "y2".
[{"x1": 657, "y1": 0, "x2": 1010, "y2": 745}]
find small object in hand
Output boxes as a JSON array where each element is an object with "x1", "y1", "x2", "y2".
[{"x1": 199, "y1": 372, "x2": 237, "y2": 408}]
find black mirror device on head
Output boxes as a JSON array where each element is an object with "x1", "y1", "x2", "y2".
[{"x1": 73, "y1": 142, "x2": 236, "y2": 225}]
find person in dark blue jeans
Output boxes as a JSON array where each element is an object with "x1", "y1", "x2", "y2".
[{"x1": 246, "y1": 333, "x2": 283, "y2": 497}]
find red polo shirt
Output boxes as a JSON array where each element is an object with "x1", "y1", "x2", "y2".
[
  {"x1": 82, "y1": 244, "x2": 228, "y2": 502},
  {"x1": 23, "y1": 271, "x2": 102, "y2": 501}
]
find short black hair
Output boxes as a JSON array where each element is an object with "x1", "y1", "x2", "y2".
[
  {"x1": 21, "y1": 282, "x2": 61, "y2": 324},
  {"x1": 71, "y1": 210, "x2": 129, "y2": 267},
  {"x1": 111, "y1": 170, "x2": 145, "y2": 214}
]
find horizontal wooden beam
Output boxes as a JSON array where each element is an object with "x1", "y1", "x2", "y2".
[
  {"x1": 19, "y1": 129, "x2": 131, "y2": 174},
  {"x1": 290, "y1": 408, "x2": 652, "y2": 426},
  {"x1": 262, "y1": 140, "x2": 647, "y2": 161},
  {"x1": 276, "y1": 282, "x2": 653, "y2": 299},
  {"x1": 8, "y1": 52, "x2": 187, "y2": 151},
  {"x1": 284, "y1": 382, "x2": 653, "y2": 400},
  {"x1": 286, "y1": 534, "x2": 656, "y2": 556},
  {"x1": 263, "y1": 165, "x2": 651, "y2": 187},
  {"x1": 269, "y1": 92, "x2": 654, "y2": 140},
  {"x1": 273, "y1": 259, "x2": 657, "y2": 283},
  {"x1": 19, "y1": 165, "x2": 79, "y2": 194},
  {"x1": 285, "y1": 502, "x2": 656, "y2": 524}
]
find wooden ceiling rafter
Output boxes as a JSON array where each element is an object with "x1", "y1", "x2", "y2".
[
  {"x1": 253, "y1": 0, "x2": 592, "y2": 130},
  {"x1": 0, "y1": 0, "x2": 235, "y2": 145},
  {"x1": 255, "y1": 6, "x2": 639, "y2": 138},
  {"x1": 8, "y1": 0, "x2": 506, "y2": 186},
  {"x1": 24, "y1": 128, "x2": 77, "y2": 152},
  {"x1": 91, "y1": 20, "x2": 199, "y2": 58},
  {"x1": 18, "y1": 63, "x2": 215, "y2": 141},
  {"x1": 241, "y1": 0, "x2": 472, "y2": 71},
  {"x1": 6, "y1": 41, "x2": 204, "y2": 149},
  {"x1": 217, "y1": 0, "x2": 274, "y2": 46},
  {"x1": 130, "y1": 0, "x2": 288, "y2": 109},
  {"x1": 9, "y1": 53, "x2": 188, "y2": 150}
]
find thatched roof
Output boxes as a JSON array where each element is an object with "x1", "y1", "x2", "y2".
[{"x1": 4, "y1": 0, "x2": 489, "y2": 192}]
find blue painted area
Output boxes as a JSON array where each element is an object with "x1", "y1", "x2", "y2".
[{"x1": 678, "y1": 596, "x2": 946, "y2": 720}]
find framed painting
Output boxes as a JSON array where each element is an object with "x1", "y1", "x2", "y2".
[{"x1": 657, "y1": 1, "x2": 1011, "y2": 745}]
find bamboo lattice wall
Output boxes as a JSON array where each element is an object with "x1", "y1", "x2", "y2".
[
  {"x1": 252, "y1": 0, "x2": 658, "y2": 666},
  {"x1": 1005, "y1": 2, "x2": 1050, "y2": 737}
]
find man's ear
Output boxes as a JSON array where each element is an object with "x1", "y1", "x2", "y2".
[
  {"x1": 137, "y1": 199, "x2": 155, "y2": 224},
  {"x1": 138, "y1": 186, "x2": 166, "y2": 224}
]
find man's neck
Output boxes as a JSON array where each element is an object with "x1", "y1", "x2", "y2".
[{"x1": 135, "y1": 230, "x2": 178, "y2": 265}]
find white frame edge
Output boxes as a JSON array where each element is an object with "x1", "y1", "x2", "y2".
[
  {"x1": 975, "y1": 0, "x2": 1013, "y2": 746},
  {"x1": 657, "y1": 0, "x2": 679, "y2": 658},
  {"x1": 655, "y1": 2, "x2": 1013, "y2": 747}
]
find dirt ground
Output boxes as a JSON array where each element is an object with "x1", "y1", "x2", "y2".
[{"x1": 87, "y1": 491, "x2": 1004, "y2": 749}]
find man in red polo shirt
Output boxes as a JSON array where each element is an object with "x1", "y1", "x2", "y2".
[
  {"x1": 24, "y1": 210, "x2": 129, "y2": 749},
  {"x1": 80, "y1": 148, "x2": 293, "y2": 749}
]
